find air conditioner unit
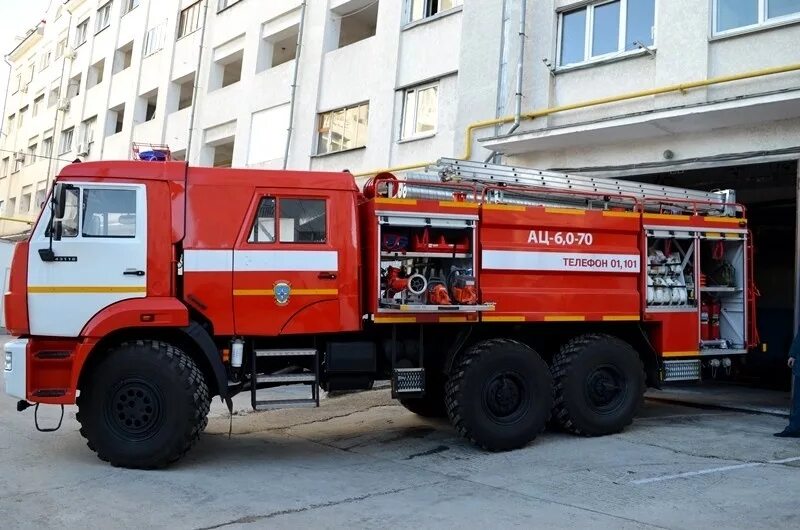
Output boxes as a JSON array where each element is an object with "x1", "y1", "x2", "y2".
[
  {"x1": 76, "y1": 142, "x2": 89, "y2": 157},
  {"x1": 14, "y1": 151, "x2": 25, "y2": 162},
  {"x1": 20, "y1": 83, "x2": 29, "y2": 94},
  {"x1": 63, "y1": 47, "x2": 77, "y2": 60},
  {"x1": 57, "y1": 98, "x2": 70, "y2": 111}
]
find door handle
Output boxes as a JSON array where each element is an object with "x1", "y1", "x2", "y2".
[
  {"x1": 123, "y1": 269, "x2": 146, "y2": 277},
  {"x1": 318, "y1": 272, "x2": 337, "y2": 280}
]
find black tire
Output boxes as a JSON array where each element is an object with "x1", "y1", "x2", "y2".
[
  {"x1": 445, "y1": 339, "x2": 553, "y2": 451},
  {"x1": 399, "y1": 372, "x2": 447, "y2": 418},
  {"x1": 76, "y1": 340, "x2": 210, "y2": 469},
  {"x1": 551, "y1": 334, "x2": 645, "y2": 436}
]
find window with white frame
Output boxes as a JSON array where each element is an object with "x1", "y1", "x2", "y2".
[
  {"x1": 408, "y1": 0, "x2": 462, "y2": 23},
  {"x1": 123, "y1": 0, "x2": 140, "y2": 14},
  {"x1": 26, "y1": 139, "x2": 38, "y2": 166},
  {"x1": 144, "y1": 23, "x2": 166, "y2": 56},
  {"x1": 60, "y1": 127, "x2": 75, "y2": 154},
  {"x1": 56, "y1": 36, "x2": 67, "y2": 58},
  {"x1": 33, "y1": 95, "x2": 43, "y2": 117},
  {"x1": 96, "y1": 2, "x2": 112, "y2": 33},
  {"x1": 42, "y1": 136, "x2": 53, "y2": 158},
  {"x1": 81, "y1": 116, "x2": 97, "y2": 154},
  {"x1": 317, "y1": 103, "x2": 369, "y2": 155},
  {"x1": 179, "y1": 1, "x2": 203, "y2": 38},
  {"x1": 75, "y1": 18, "x2": 89, "y2": 46},
  {"x1": 1, "y1": 157, "x2": 8, "y2": 177},
  {"x1": 714, "y1": 0, "x2": 800, "y2": 34},
  {"x1": 401, "y1": 82, "x2": 439, "y2": 140},
  {"x1": 218, "y1": 0, "x2": 243, "y2": 12},
  {"x1": 40, "y1": 49, "x2": 52, "y2": 71},
  {"x1": 558, "y1": 0, "x2": 656, "y2": 67}
]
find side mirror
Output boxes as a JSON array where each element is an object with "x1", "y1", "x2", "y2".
[{"x1": 53, "y1": 183, "x2": 67, "y2": 220}]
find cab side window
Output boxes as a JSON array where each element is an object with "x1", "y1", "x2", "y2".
[
  {"x1": 82, "y1": 188, "x2": 137, "y2": 238},
  {"x1": 279, "y1": 199, "x2": 326, "y2": 243},
  {"x1": 247, "y1": 197, "x2": 327, "y2": 244},
  {"x1": 45, "y1": 186, "x2": 79, "y2": 238}
]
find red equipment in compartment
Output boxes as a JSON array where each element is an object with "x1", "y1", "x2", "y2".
[
  {"x1": 700, "y1": 299, "x2": 710, "y2": 341},
  {"x1": 710, "y1": 298, "x2": 721, "y2": 340},
  {"x1": 412, "y1": 228, "x2": 470, "y2": 254}
]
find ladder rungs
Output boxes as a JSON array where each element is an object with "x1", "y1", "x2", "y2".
[
  {"x1": 255, "y1": 349, "x2": 317, "y2": 357},
  {"x1": 257, "y1": 373, "x2": 316, "y2": 383},
  {"x1": 253, "y1": 398, "x2": 317, "y2": 411}
]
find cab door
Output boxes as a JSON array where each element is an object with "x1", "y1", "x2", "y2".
[
  {"x1": 27, "y1": 183, "x2": 147, "y2": 337},
  {"x1": 232, "y1": 190, "x2": 354, "y2": 336}
]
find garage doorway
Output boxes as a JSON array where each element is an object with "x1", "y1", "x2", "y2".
[{"x1": 630, "y1": 160, "x2": 798, "y2": 389}]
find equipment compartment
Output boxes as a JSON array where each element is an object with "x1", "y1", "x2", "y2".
[
  {"x1": 376, "y1": 216, "x2": 493, "y2": 312},
  {"x1": 698, "y1": 235, "x2": 747, "y2": 354}
]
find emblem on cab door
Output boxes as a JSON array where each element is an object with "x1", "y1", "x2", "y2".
[{"x1": 273, "y1": 281, "x2": 291, "y2": 306}]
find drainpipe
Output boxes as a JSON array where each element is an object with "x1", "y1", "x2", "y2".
[
  {"x1": 185, "y1": 0, "x2": 210, "y2": 164},
  {"x1": 282, "y1": 0, "x2": 307, "y2": 170},
  {"x1": 507, "y1": 0, "x2": 527, "y2": 136}
]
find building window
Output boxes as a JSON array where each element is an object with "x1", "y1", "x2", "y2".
[
  {"x1": 139, "y1": 90, "x2": 158, "y2": 121},
  {"x1": 67, "y1": 73, "x2": 82, "y2": 99},
  {"x1": 88, "y1": 59, "x2": 105, "y2": 88},
  {"x1": 179, "y1": 1, "x2": 203, "y2": 38},
  {"x1": 7, "y1": 198, "x2": 16, "y2": 216},
  {"x1": 218, "y1": 0, "x2": 243, "y2": 12},
  {"x1": 401, "y1": 82, "x2": 438, "y2": 140},
  {"x1": 96, "y1": 2, "x2": 112, "y2": 33},
  {"x1": 123, "y1": 0, "x2": 140, "y2": 14},
  {"x1": 317, "y1": 103, "x2": 369, "y2": 155},
  {"x1": 108, "y1": 104, "x2": 125, "y2": 135},
  {"x1": 40, "y1": 49, "x2": 52, "y2": 71},
  {"x1": 81, "y1": 117, "x2": 97, "y2": 155},
  {"x1": 13, "y1": 73, "x2": 22, "y2": 94},
  {"x1": 144, "y1": 23, "x2": 166, "y2": 56},
  {"x1": 56, "y1": 36, "x2": 67, "y2": 58},
  {"x1": 33, "y1": 95, "x2": 44, "y2": 117},
  {"x1": 113, "y1": 41, "x2": 134, "y2": 73},
  {"x1": 558, "y1": 0, "x2": 655, "y2": 67},
  {"x1": 714, "y1": 0, "x2": 800, "y2": 34},
  {"x1": 21, "y1": 186, "x2": 33, "y2": 213},
  {"x1": 42, "y1": 136, "x2": 53, "y2": 158},
  {"x1": 176, "y1": 73, "x2": 196, "y2": 110},
  {"x1": 26, "y1": 140, "x2": 38, "y2": 166},
  {"x1": 60, "y1": 127, "x2": 75, "y2": 154},
  {"x1": 408, "y1": 0, "x2": 462, "y2": 23},
  {"x1": 18, "y1": 106, "x2": 28, "y2": 128},
  {"x1": 6, "y1": 114, "x2": 14, "y2": 133},
  {"x1": 82, "y1": 188, "x2": 137, "y2": 238},
  {"x1": 334, "y1": 1, "x2": 379, "y2": 49},
  {"x1": 35, "y1": 181, "x2": 48, "y2": 210},
  {"x1": 14, "y1": 153, "x2": 24, "y2": 173},
  {"x1": 48, "y1": 87, "x2": 60, "y2": 108},
  {"x1": 75, "y1": 18, "x2": 89, "y2": 47},
  {"x1": 1, "y1": 157, "x2": 9, "y2": 177}
]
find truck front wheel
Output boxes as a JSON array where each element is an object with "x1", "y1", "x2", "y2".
[
  {"x1": 76, "y1": 340, "x2": 211, "y2": 469},
  {"x1": 550, "y1": 334, "x2": 645, "y2": 436},
  {"x1": 445, "y1": 339, "x2": 553, "y2": 451}
]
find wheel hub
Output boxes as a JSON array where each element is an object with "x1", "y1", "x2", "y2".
[
  {"x1": 106, "y1": 379, "x2": 163, "y2": 440},
  {"x1": 483, "y1": 372, "x2": 527, "y2": 422},
  {"x1": 585, "y1": 365, "x2": 627, "y2": 413}
]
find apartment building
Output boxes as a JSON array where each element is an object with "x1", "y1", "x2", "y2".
[{"x1": 1, "y1": 0, "x2": 515, "y2": 237}]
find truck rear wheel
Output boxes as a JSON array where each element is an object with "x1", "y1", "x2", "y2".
[
  {"x1": 551, "y1": 334, "x2": 645, "y2": 436},
  {"x1": 445, "y1": 339, "x2": 553, "y2": 451},
  {"x1": 399, "y1": 372, "x2": 447, "y2": 418},
  {"x1": 76, "y1": 340, "x2": 210, "y2": 469}
]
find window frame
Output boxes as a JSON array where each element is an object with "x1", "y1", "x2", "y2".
[
  {"x1": 143, "y1": 23, "x2": 166, "y2": 57},
  {"x1": 556, "y1": 0, "x2": 657, "y2": 69},
  {"x1": 316, "y1": 102, "x2": 370, "y2": 156},
  {"x1": 123, "y1": 0, "x2": 140, "y2": 15},
  {"x1": 406, "y1": 0, "x2": 464, "y2": 24},
  {"x1": 218, "y1": 0, "x2": 243, "y2": 14},
  {"x1": 711, "y1": 0, "x2": 800, "y2": 37},
  {"x1": 60, "y1": 127, "x2": 75, "y2": 154},
  {"x1": 96, "y1": 1, "x2": 113, "y2": 33},
  {"x1": 81, "y1": 187, "x2": 138, "y2": 239},
  {"x1": 400, "y1": 81, "x2": 440, "y2": 141},
  {"x1": 178, "y1": 1, "x2": 203, "y2": 39},
  {"x1": 247, "y1": 196, "x2": 328, "y2": 245},
  {"x1": 75, "y1": 18, "x2": 89, "y2": 47}
]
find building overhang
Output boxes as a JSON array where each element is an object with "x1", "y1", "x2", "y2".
[
  {"x1": 481, "y1": 90, "x2": 800, "y2": 156},
  {"x1": 7, "y1": 24, "x2": 44, "y2": 61}
]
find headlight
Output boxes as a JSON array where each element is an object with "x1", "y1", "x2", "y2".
[{"x1": 4, "y1": 351, "x2": 12, "y2": 371}]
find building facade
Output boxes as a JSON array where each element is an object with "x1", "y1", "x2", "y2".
[{"x1": 2, "y1": 0, "x2": 523, "y2": 237}]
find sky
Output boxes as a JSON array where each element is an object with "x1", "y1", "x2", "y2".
[{"x1": 0, "y1": 0, "x2": 52, "y2": 108}]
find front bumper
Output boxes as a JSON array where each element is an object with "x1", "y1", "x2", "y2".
[{"x1": 3, "y1": 339, "x2": 29, "y2": 400}]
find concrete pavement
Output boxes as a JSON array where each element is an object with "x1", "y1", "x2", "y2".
[{"x1": 2, "y1": 375, "x2": 800, "y2": 529}]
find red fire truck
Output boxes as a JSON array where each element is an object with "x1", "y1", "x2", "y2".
[{"x1": 2, "y1": 157, "x2": 757, "y2": 468}]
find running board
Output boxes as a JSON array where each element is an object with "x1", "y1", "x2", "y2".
[{"x1": 251, "y1": 349, "x2": 320, "y2": 411}]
